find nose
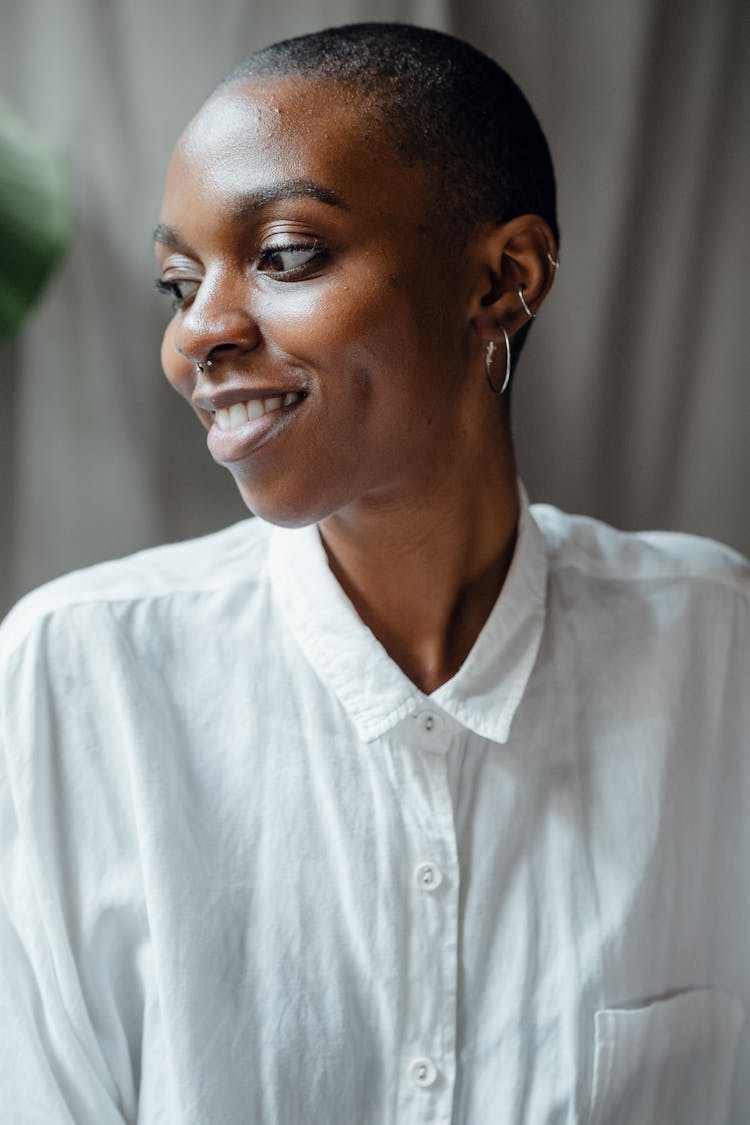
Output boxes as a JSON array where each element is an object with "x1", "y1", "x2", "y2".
[{"x1": 173, "y1": 272, "x2": 261, "y2": 369}]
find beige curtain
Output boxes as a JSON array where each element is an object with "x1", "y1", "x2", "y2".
[{"x1": 1, "y1": 0, "x2": 748, "y2": 612}]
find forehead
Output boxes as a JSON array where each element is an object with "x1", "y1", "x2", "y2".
[{"x1": 168, "y1": 78, "x2": 398, "y2": 205}]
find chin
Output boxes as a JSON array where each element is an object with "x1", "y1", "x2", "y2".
[{"x1": 234, "y1": 482, "x2": 333, "y2": 530}]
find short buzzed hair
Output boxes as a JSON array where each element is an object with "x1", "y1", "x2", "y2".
[
  {"x1": 222, "y1": 22, "x2": 558, "y2": 367},
  {"x1": 224, "y1": 23, "x2": 557, "y2": 241}
]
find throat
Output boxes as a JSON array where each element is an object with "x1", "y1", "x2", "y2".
[{"x1": 322, "y1": 526, "x2": 518, "y2": 694}]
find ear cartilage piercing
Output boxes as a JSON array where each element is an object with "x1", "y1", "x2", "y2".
[
  {"x1": 518, "y1": 287, "x2": 535, "y2": 320},
  {"x1": 547, "y1": 252, "x2": 560, "y2": 269}
]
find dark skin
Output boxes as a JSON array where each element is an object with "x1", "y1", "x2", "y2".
[{"x1": 156, "y1": 78, "x2": 557, "y2": 693}]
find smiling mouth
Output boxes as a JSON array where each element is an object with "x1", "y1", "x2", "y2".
[{"x1": 213, "y1": 391, "x2": 306, "y2": 431}]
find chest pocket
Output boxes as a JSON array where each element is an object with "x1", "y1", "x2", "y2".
[{"x1": 588, "y1": 988, "x2": 745, "y2": 1125}]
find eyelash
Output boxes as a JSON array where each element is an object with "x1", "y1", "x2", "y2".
[
  {"x1": 154, "y1": 278, "x2": 192, "y2": 309},
  {"x1": 154, "y1": 240, "x2": 326, "y2": 310},
  {"x1": 259, "y1": 240, "x2": 325, "y2": 274}
]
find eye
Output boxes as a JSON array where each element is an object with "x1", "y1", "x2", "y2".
[
  {"x1": 258, "y1": 241, "x2": 324, "y2": 276},
  {"x1": 154, "y1": 277, "x2": 199, "y2": 310}
]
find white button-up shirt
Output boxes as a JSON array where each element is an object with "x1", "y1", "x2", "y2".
[{"x1": 1, "y1": 490, "x2": 749, "y2": 1124}]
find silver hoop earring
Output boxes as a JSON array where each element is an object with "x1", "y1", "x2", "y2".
[
  {"x1": 486, "y1": 326, "x2": 511, "y2": 395},
  {"x1": 547, "y1": 252, "x2": 560, "y2": 269},
  {"x1": 518, "y1": 287, "x2": 535, "y2": 320}
]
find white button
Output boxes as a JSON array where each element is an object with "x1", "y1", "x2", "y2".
[
  {"x1": 408, "y1": 1056, "x2": 438, "y2": 1087},
  {"x1": 415, "y1": 710, "x2": 445, "y2": 736},
  {"x1": 414, "y1": 861, "x2": 443, "y2": 891}
]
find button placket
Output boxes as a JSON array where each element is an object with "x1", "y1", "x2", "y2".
[{"x1": 393, "y1": 709, "x2": 459, "y2": 1122}]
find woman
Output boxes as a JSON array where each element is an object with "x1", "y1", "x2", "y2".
[{"x1": 1, "y1": 23, "x2": 748, "y2": 1125}]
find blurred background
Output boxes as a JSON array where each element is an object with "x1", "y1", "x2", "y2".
[{"x1": 1, "y1": 0, "x2": 748, "y2": 613}]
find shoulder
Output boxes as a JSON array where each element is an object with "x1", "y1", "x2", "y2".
[
  {"x1": 0, "y1": 517, "x2": 271, "y2": 667},
  {"x1": 529, "y1": 503, "x2": 750, "y2": 652},
  {"x1": 528, "y1": 505, "x2": 750, "y2": 723},
  {"x1": 531, "y1": 503, "x2": 750, "y2": 596}
]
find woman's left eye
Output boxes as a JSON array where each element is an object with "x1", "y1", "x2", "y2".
[{"x1": 259, "y1": 242, "x2": 323, "y2": 275}]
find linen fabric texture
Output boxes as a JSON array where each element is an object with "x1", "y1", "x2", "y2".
[{"x1": 0, "y1": 489, "x2": 748, "y2": 1124}]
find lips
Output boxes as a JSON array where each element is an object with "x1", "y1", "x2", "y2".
[{"x1": 205, "y1": 390, "x2": 307, "y2": 465}]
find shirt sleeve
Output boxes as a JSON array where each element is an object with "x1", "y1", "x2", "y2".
[{"x1": 0, "y1": 605, "x2": 140, "y2": 1124}]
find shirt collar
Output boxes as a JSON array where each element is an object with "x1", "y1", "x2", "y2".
[{"x1": 267, "y1": 483, "x2": 548, "y2": 745}]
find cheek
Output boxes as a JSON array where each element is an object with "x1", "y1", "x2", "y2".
[
  {"x1": 258, "y1": 278, "x2": 420, "y2": 393},
  {"x1": 160, "y1": 322, "x2": 192, "y2": 400}
]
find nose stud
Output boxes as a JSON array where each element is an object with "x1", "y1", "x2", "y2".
[{"x1": 194, "y1": 355, "x2": 214, "y2": 375}]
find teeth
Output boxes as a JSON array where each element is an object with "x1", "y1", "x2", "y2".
[{"x1": 214, "y1": 392, "x2": 303, "y2": 432}]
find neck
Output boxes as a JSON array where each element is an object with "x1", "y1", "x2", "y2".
[{"x1": 318, "y1": 439, "x2": 519, "y2": 695}]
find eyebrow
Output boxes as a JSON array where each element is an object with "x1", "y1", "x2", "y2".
[{"x1": 153, "y1": 178, "x2": 348, "y2": 246}]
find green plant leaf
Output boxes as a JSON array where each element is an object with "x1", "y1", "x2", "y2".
[{"x1": 0, "y1": 97, "x2": 71, "y2": 342}]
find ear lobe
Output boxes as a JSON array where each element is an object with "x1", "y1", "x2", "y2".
[{"x1": 471, "y1": 214, "x2": 557, "y2": 344}]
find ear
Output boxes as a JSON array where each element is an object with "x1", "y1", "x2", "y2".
[{"x1": 469, "y1": 214, "x2": 558, "y2": 345}]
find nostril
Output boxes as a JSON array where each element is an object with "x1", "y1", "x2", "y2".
[{"x1": 204, "y1": 343, "x2": 238, "y2": 366}]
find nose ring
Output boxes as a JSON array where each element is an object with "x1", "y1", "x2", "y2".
[{"x1": 194, "y1": 355, "x2": 214, "y2": 375}]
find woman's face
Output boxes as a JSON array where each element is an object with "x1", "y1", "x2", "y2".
[{"x1": 156, "y1": 78, "x2": 490, "y2": 526}]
